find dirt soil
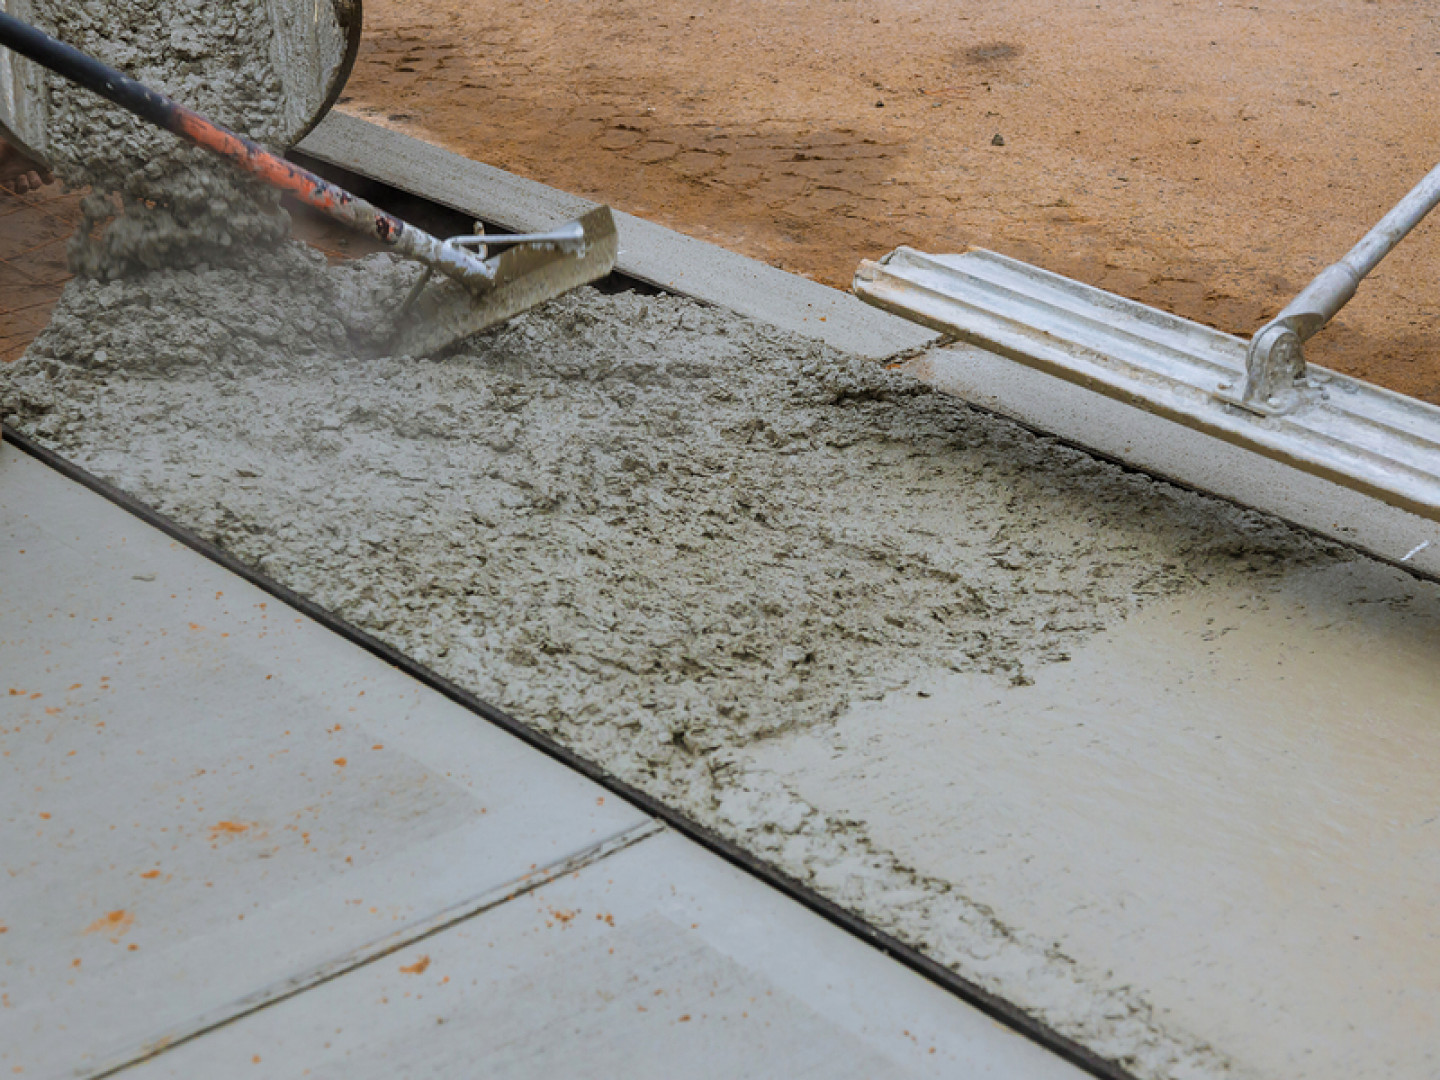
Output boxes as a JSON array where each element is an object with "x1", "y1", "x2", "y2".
[{"x1": 344, "y1": 0, "x2": 1440, "y2": 403}]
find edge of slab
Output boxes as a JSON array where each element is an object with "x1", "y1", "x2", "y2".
[
  {"x1": 294, "y1": 112, "x2": 937, "y2": 360},
  {"x1": 0, "y1": 426, "x2": 1133, "y2": 1080}
]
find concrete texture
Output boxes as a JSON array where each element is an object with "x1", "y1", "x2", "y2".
[
  {"x1": 0, "y1": 443, "x2": 1086, "y2": 1080},
  {"x1": 296, "y1": 114, "x2": 1440, "y2": 576},
  {"x1": 754, "y1": 558, "x2": 1440, "y2": 1080},
  {"x1": 2, "y1": 261, "x2": 1382, "y2": 1076}
]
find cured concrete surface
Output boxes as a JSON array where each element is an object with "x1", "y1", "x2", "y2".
[
  {"x1": 0, "y1": 442, "x2": 1083, "y2": 1080},
  {"x1": 124, "y1": 832, "x2": 1057, "y2": 1080}
]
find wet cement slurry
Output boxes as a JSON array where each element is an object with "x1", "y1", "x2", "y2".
[
  {"x1": 344, "y1": 0, "x2": 1440, "y2": 404},
  {"x1": 8, "y1": 245, "x2": 1439, "y2": 1076}
]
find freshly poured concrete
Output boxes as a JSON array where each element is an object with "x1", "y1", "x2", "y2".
[
  {"x1": 296, "y1": 113, "x2": 1440, "y2": 576},
  {"x1": 904, "y1": 343, "x2": 1440, "y2": 580},
  {"x1": 8, "y1": 264, "x2": 1421, "y2": 1075},
  {"x1": 755, "y1": 559, "x2": 1440, "y2": 1079},
  {"x1": 0, "y1": 444, "x2": 1083, "y2": 1080}
]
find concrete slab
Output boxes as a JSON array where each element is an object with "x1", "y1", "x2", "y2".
[
  {"x1": 753, "y1": 559, "x2": 1440, "y2": 1080},
  {"x1": 295, "y1": 111, "x2": 939, "y2": 361},
  {"x1": 0, "y1": 444, "x2": 650, "y2": 1078},
  {"x1": 123, "y1": 831, "x2": 1082, "y2": 1080},
  {"x1": 1, "y1": 443, "x2": 1098, "y2": 1079}
]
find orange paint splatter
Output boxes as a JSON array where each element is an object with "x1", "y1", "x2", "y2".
[
  {"x1": 371, "y1": 744, "x2": 384, "y2": 751},
  {"x1": 678, "y1": 1014, "x2": 692, "y2": 1023},
  {"x1": 83, "y1": 909, "x2": 134, "y2": 941},
  {"x1": 140, "y1": 870, "x2": 161, "y2": 880},
  {"x1": 398, "y1": 955, "x2": 431, "y2": 975},
  {"x1": 251, "y1": 1056, "x2": 261, "y2": 1065},
  {"x1": 333, "y1": 758, "x2": 347, "y2": 768},
  {"x1": 71, "y1": 958, "x2": 80, "y2": 968},
  {"x1": 68, "y1": 683, "x2": 82, "y2": 691},
  {"x1": 209, "y1": 821, "x2": 252, "y2": 838},
  {"x1": 38, "y1": 813, "x2": 50, "y2": 820}
]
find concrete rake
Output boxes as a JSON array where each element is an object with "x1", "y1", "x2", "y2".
[
  {"x1": 0, "y1": 12, "x2": 617, "y2": 355},
  {"x1": 855, "y1": 164, "x2": 1440, "y2": 523}
]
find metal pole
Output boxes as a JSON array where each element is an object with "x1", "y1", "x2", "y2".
[{"x1": 1267, "y1": 160, "x2": 1440, "y2": 343}]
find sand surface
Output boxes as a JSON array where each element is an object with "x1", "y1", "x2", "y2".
[
  {"x1": 1, "y1": 252, "x2": 1366, "y2": 1076},
  {"x1": 345, "y1": 0, "x2": 1440, "y2": 404}
]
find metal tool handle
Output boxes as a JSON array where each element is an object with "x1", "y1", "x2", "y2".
[
  {"x1": 1273, "y1": 161, "x2": 1440, "y2": 343},
  {"x1": 1242, "y1": 160, "x2": 1440, "y2": 404},
  {"x1": 0, "y1": 11, "x2": 495, "y2": 291}
]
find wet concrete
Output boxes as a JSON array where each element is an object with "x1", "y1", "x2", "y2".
[
  {"x1": 760, "y1": 559, "x2": 1440, "y2": 1080},
  {"x1": 5, "y1": 245, "x2": 1422, "y2": 1074}
]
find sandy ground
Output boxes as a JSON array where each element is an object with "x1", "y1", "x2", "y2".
[{"x1": 344, "y1": 0, "x2": 1440, "y2": 403}]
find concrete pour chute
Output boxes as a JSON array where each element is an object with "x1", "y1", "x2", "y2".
[{"x1": 17, "y1": 0, "x2": 296, "y2": 277}]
